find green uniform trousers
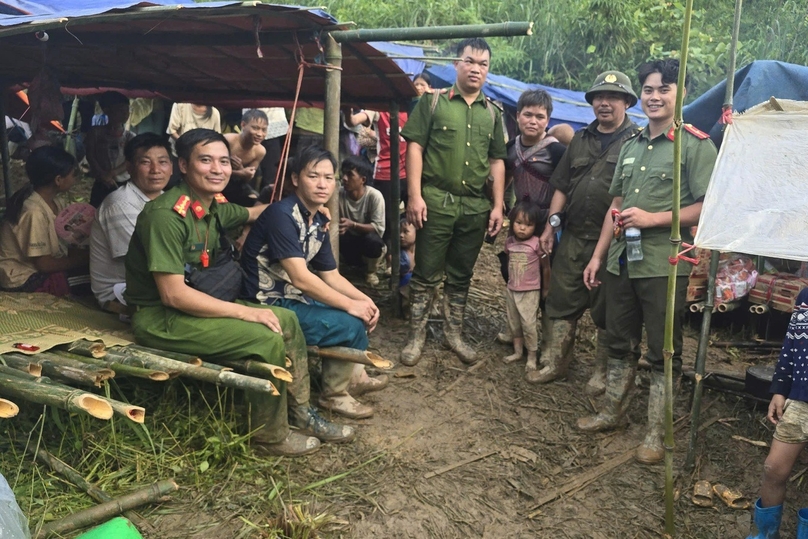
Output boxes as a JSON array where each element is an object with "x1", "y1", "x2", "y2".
[
  {"x1": 132, "y1": 301, "x2": 301, "y2": 444},
  {"x1": 604, "y1": 267, "x2": 688, "y2": 372},
  {"x1": 412, "y1": 195, "x2": 488, "y2": 290},
  {"x1": 544, "y1": 233, "x2": 606, "y2": 328}
]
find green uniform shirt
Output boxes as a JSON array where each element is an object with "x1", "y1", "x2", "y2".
[
  {"x1": 549, "y1": 117, "x2": 641, "y2": 240},
  {"x1": 401, "y1": 84, "x2": 507, "y2": 214},
  {"x1": 607, "y1": 124, "x2": 717, "y2": 278},
  {"x1": 125, "y1": 183, "x2": 249, "y2": 307}
]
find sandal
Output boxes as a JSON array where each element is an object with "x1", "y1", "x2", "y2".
[
  {"x1": 712, "y1": 483, "x2": 751, "y2": 509},
  {"x1": 692, "y1": 480, "x2": 713, "y2": 507}
]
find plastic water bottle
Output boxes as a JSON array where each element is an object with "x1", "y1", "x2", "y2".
[{"x1": 625, "y1": 227, "x2": 643, "y2": 261}]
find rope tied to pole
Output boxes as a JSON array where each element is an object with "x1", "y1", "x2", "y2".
[
  {"x1": 668, "y1": 242, "x2": 699, "y2": 266},
  {"x1": 270, "y1": 33, "x2": 343, "y2": 203}
]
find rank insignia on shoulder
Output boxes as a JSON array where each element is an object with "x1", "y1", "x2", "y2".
[
  {"x1": 485, "y1": 97, "x2": 504, "y2": 111},
  {"x1": 683, "y1": 123, "x2": 710, "y2": 139},
  {"x1": 172, "y1": 195, "x2": 191, "y2": 217},
  {"x1": 214, "y1": 193, "x2": 229, "y2": 204},
  {"x1": 190, "y1": 201, "x2": 205, "y2": 220}
]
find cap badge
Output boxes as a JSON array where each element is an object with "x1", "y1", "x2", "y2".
[{"x1": 604, "y1": 74, "x2": 617, "y2": 83}]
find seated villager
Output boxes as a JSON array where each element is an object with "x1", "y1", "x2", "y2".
[
  {"x1": 338, "y1": 155, "x2": 387, "y2": 286},
  {"x1": 0, "y1": 146, "x2": 89, "y2": 295},
  {"x1": 85, "y1": 91, "x2": 135, "y2": 207},
  {"x1": 223, "y1": 109, "x2": 268, "y2": 207},
  {"x1": 89, "y1": 133, "x2": 172, "y2": 314},
  {"x1": 241, "y1": 146, "x2": 387, "y2": 420},
  {"x1": 125, "y1": 129, "x2": 352, "y2": 456}
]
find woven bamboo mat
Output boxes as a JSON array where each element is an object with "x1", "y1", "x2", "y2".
[{"x1": 0, "y1": 293, "x2": 133, "y2": 355}]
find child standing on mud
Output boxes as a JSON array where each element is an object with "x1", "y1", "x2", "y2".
[
  {"x1": 747, "y1": 288, "x2": 808, "y2": 538},
  {"x1": 502, "y1": 201, "x2": 547, "y2": 373}
]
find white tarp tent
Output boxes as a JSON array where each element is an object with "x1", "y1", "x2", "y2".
[{"x1": 694, "y1": 99, "x2": 808, "y2": 261}]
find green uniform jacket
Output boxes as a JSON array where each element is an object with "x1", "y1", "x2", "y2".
[
  {"x1": 549, "y1": 116, "x2": 642, "y2": 240},
  {"x1": 607, "y1": 124, "x2": 717, "y2": 278},
  {"x1": 401, "y1": 85, "x2": 507, "y2": 215},
  {"x1": 125, "y1": 183, "x2": 249, "y2": 306}
]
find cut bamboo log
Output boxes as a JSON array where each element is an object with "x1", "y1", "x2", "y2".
[
  {"x1": 51, "y1": 350, "x2": 169, "y2": 382},
  {"x1": 0, "y1": 353, "x2": 42, "y2": 376},
  {"x1": 66, "y1": 339, "x2": 107, "y2": 358},
  {"x1": 6, "y1": 352, "x2": 114, "y2": 388},
  {"x1": 689, "y1": 302, "x2": 705, "y2": 313},
  {"x1": 35, "y1": 479, "x2": 178, "y2": 538},
  {"x1": 307, "y1": 346, "x2": 393, "y2": 369},
  {"x1": 107, "y1": 347, "x2": 278, "y2": 395},
  {"x1": 127, "y1": 344, "x2": 202, "y2": 366},
  {"x1": 217, "y1": 359, "x2": 293, "y2": 383},
  {"x1": 0, "y1": 397, "x2": 19, "y2": 418},
  {"x1": 0, "y1": 366, "x2": 112, "y2": 420},
  {"x1": 716, "y1": 301, "x2": 741, "y2": 313},
  {"x1": 27, "y1": 447, "x2": 156, "y2": 534},
  {"x1": 197, "y1": 360, "x2": 231, "y2": 372}
]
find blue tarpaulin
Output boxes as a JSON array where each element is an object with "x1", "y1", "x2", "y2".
[{"x1": 683, "y1": 60, "x2": 808, "y2": 146}]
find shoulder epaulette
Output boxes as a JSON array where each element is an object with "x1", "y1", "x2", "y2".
[
  {"x1": 172, "y1": 195, "x2": 191, "y2": 217},
  {"x1": 485, "y1": 97, "x2": 504, "y2": 112},
  {"x1": 626, "y1": 126, "x2": 644, "y2": 140},
  {"x1": 214, "y1": 193, "x2": 228, "y2": 204},
  {"x1": 683, "y1": 123, "x2": 711, "y2": 140}
]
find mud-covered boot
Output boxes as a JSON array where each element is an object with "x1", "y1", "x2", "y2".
[
  {"x1": 363, "y1": 247, "x2": 385, "y2": 286},
  {"x1": 577, "y1": 359, "x2": 635, "y2": 432},
  {"x1": 585, "y1": 329, "x2": 609, "y2": 396},
  {"x1": 443, "y1": 287, "x2": 477, "y2": 365},
  {"x1": 289, "y1": 405, "x2": 355, "y2": 444},
  {"x1": 636, "y1": 371, "x2": 666, "y2": 464},
  {"x1": 400, "y1": 285, "x2": 434, "y2": 366},
  {"x1": 527, "y1": 318, "x2": 575, "y2": 383},
  {"x1": 746, "y1": 498, "x2": 782, "y2": 539}
]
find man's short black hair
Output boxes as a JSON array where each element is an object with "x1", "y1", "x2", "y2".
[
  {"x1": 175, "y1": 128, "x2": 230, "y2": 163},
  {"x1": 97, "y1": 91, "x2": 129, "y2": 111},
  {"x1": 291, "y1": 146, "x2": 337, "y2": 177},
  {"x1": 124, "y1": 133, "x2": 172, "y2": 163},
  {"x1": 517, "y1": 89, "x2": 553, "y2": 117},
  {"x1": 341, "y1": 155, "x2": 373, "y2": 185},
  {"x1": 242, "y1": 109, "x2": 268, "y2": 125},
  {"x1": 455, "y1": 37, "x2": 491, "y2": 58},
  {"x1": 638, "y1": 58, "x2": 689, "y2": 88}
]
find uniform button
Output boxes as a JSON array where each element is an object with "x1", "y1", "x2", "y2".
[
  {"x1": 442, "y1": 126, "x2": 447, "y2": 130},
  {"x1": 466, "y1": 142, "x2": 471, "y2": 146},
  {"x1": 462, "y1": 180, "x2": 466, "y2": 185},
  {"x1": 640, "y1": 166, "x2": 646, "y2": 171},
  {"x1": 635, "y1": 188, "x2": 640, "y2": 193},
  {"x1": 467, "y1": 124, "x2": 471, "y2": 128},
  {"x1": 648, "y1": 145, "x2": 653, "y2": 150},
  {"x1": 465, "y1": 161, "x2": 469, "y2": 166},
  {"x1": 662, "y1": 173, "x2": 666, "y2": 178}
]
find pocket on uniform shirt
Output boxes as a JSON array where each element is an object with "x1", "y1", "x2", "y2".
[
  {"x1": 645, "y1": 168, "x2": 674, "y2": 201},
  {"x1": 429, "y1": 124, "x2": 458, "y2": 153}
]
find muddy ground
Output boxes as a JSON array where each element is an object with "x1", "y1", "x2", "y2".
[{"x1": 148, "y1": 231, "x2": 804, "y2": 539}]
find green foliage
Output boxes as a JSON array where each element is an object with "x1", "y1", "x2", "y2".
[{"x1": 282, "y1": 0, "x2": 808, "y2": 98}]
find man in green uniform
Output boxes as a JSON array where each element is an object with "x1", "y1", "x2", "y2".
[
  {"x1": 125, "y1": 129, "x2": 348, "y2": 456},
  {"x1": 400, "y1": 37, "x2": 507, "y2": 366},
  {"x1": 533, "y1": 71, "x2": 641, "y2": 390},
  {"x1": 576, "y1": 59, "x2": 717, "y2": 464}
]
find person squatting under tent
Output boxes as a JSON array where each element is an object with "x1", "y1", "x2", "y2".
[{"x1": 124, "y1": 129, "x2": 353, "y2": 457}]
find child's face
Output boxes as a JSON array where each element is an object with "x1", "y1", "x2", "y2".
[
  {"x1": 512, "y1": 212, "x2": 536, "y2": 241},
  {"x1": 400, "y1": 222, "x2": 416, "y2": 247}
]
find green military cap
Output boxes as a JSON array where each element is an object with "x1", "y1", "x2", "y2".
[{"x1": 585, "y1": 71, "x2": 638, "y2": 107}]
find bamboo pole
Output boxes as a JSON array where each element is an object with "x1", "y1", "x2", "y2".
[
  {"x1": 689, "y1": 302, "x2": 705, "y2": 313},
  {"x1": 389, "y1": 99, "x2": 402, "y2": 318},
  {"x1": 127, "y1": 344, "x2": 202, "y2": 366},
  {"x1": 106, "y1": 348, "x2": 279, "y2": 395},
  {"x1": 0, "y1": 366, "x2": 113, "y2": 420},
  {"x1": 662, "y1": 0, "x2": 695, "y2": 533},
  {"x1": 51, "y1": 350, "x2": 169, "y2": 382},
  {"x1": 35, "y1": 479, "x2": 178, "y2": 538},
  {"x1": 307, "y1": 346, "x2": 393, "y2": 369},
  {"x1": 330, "y1": 22, "x2": 533, "y2": 43},
  {"x1": 64, "y1": 96, "x2": 79, "y2": 155},
  {"x1": 0, "y1": 353, "x2": 43, "y2": 376},
  {"x1": 5, "y1": 352, "x2": 115, "y2": 387},
  {"x1": 216, "y1": 359, "x2": 293, "y2": 383},
  {"x1": 65, "y1": 339, "x2": 107, "y2": 358},
  {"x1": 27, "y1": 446, "x2": 156, "y2": 534},
  {"x1": 716, "y1": 301, "x2": 740, "y2": 313},
  {"x1": 0, "y1": 397, "x2": 19, "y2": 418},
  {"x1": 324, "y1": 33, "x2": 342, "y2": 259},
  {"x1": 686, "y1": 251, "x2": 720, "y2": 470}
]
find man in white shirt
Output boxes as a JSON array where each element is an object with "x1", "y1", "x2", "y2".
[{"x1": 90, "y1": 133, "x2": 172, "y2": 312}]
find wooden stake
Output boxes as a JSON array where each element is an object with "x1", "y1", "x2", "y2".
[
  {"x1": 217, "y1": 359, "x2": 293, "y2": 383},
  {"x1": 127, "y1": 344, "x2": 202, "y2": 366},
  {"x1": 424, "y1": 450, "x2": 497, "y2": 479},
  {"x1": 35, "y1": 479, "x2": 178, "y2": 538},
  {"x1": 436, "y1": 358, "x2": 487, "y2": 398}
]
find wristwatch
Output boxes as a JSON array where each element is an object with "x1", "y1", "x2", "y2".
[{"x1": 549, "y1": 213, "x2": 562, "y2": 228}]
